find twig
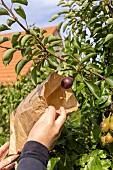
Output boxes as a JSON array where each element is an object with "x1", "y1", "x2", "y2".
[
  {"x1": 1, "y1": 0, "x2": 29, "y2": 33},
  {"x1": 0, "y1": 45, "x2": 10, "y2": 50},
  {"x1": 25, "y1": 19, "x2": 29, "y2": 30},
  {"x1": 54, "y1": 55, "x2": 66, "y2": 62},
  {"x1": 1, "y1": 0, "x2": 66, "y2": 63},
  {"x1": 10, "y1": 2, "x2": 13, "y2": 11},
  {"x1": 85, "y1": 68, "x2": 105, "y2": 80},
  {"x1": 108, "y1": 5, "x2": 113, "y2": 18}
]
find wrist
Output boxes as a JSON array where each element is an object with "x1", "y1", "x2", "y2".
[{"x1": 21, "y1": 141, "x2": 49, "y2": 166}]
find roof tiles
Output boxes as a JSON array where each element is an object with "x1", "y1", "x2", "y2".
[{"x1": 0, "y1": 26, "x2": 57, "y2": 84}]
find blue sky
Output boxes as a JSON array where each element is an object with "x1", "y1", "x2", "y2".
[{"x1": 0, "y1": 0, "x2": 62, "y2": 33}]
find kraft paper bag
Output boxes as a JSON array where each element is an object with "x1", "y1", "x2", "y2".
[{"x1": 9, "y1": 72, "x2": 79, "y2": 155}]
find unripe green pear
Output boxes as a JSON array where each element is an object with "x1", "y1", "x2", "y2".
[
  {"x1": 105, "y1": 132, "x2": 113, "y2": 144},
  {"x1": 100, "y1": 117, "x2": 110, "y2": 132},
  {"x1": 110, "y1": 114, "x2": 113, "y2": 122},
  {"x1": 101, "y1": 136, "x2": 106, "y2": 146},
  {"x1": 109, "y1": 122, "x2": 113, "y2": 131},
  {"x1": 109, "y1": 115, "x2": 113, "y2": 131}
]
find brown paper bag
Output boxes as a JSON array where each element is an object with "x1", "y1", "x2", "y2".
[{"x1": 9, "y1": 72, "x2": 79, "y2": 155}]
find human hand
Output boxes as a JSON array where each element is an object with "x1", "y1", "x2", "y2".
[
  {"x1": 28, "y1": 106, "x2": 67, "y2": 150},
  {"x1": 0, "y1": 142, "x2": 19, "y2": 170}
]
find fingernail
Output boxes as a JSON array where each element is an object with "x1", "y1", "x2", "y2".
[{"x1": 60, "y1": 106, "x2": 64, "y2": 110}]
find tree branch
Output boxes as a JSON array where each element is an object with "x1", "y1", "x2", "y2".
[
  {"x1": 0, "y1": 45, "x2": 10, "y2": 50},
  {"x1": 1, "y1": 0, "x2": 66, "y2": 63},
  {"x1": 85, "y1": 68, "x2": 105, "y2": 80},
  {"x1": 1, "y1": 0, "x2": 29, "y2": 33},
  {"x1": 108, "y1": 5, "x2": 113, "y2": 18}
]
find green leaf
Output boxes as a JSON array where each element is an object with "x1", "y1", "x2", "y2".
[
  {"x1": 24, "y1": 47, "x2": 32, "y2": 56},
  {"x1": 21, "y1": 34, "x2": 32, "y2": 46},
  {"x1": 30, "y1": 29, "x2": 38, "y2": 37},
  {"x1": 57, "y1": 0, "x2": 64, "y2": 6},
  {"x1": 105, "y1": 77, "x2": 113, "y2": 88},
  {"x1": 41, "y1": 29, "x2": 47, "y2": 35},
  {"x1": 78, "y1": 53, "x2": 97, "y2": 69},
  {"x1": 101, "y1": 159, "x2": 111, "y2": 169},
  {"x1": 32, "y1": 49, "x2": 39, "y2": 56},
  {"x1": 58, "y1": 9, "x2": 69, "y2": 15},
  {"x1": 93, "y1": 27, "x2": 102, "y2": 35},
  {"x1": 42, "y1": 37, "x2": 48, "y2": 46},
  {"x1": 0, "y1": 24, "x2": 10, "y2": 32},
  {"x1": 57, "y1": 22, "x2": 63, "y2": 31},
  {"x1": 47, "y1": 58, "x2": 58, "y2": 68},
  {"x1": 2, "y1": 48, "x2": 16, "y2": 66},
  {"x1": 11, "y1": 0, "x2": 28, "y2": 5},
  {"x1": 106, "y1": 18, "x2": 113, "y2": 25},
  {"x1": 87, "y1": 156, "x2": 103, "y2": 170},
  {"x1": 85, "y1": 80, "x2": 100, "y2": 99},
  {"x1": 21, "y1": 47, "x2": 32, "y2": 57},
  {"x1": 48, "y1": 40, "x2": 61, "y2": 47},
  {"x1": 89, "y1": 17, "x2": 97, "y2": 24},
  {"x1": 65, "y1": 12, "x2": 75, "y2": 18},
  {"x1": 48, "y1": 35, "x2": 61, "y2": 42},
  {"x1": 49, "y1": 14, "x2": 59, "y2": 22},
  {"x1": 106, "y1": 64, "x2": 113, "y2": 76},
  {"x1": 0, "y1": 36, "x2": 9, "y2": 44},
  {"x1": 7, "y1": 18, "x2": 15, "y2": 27},
  {"x1": 31, "y1": 67, "x2": 37, "y2": 86},
  {"x1": 88, "y1": 64, "x2": 103, "y2": 73},
  {"x1": 96, "y1": 95, "x2": 108, "y2": 105},
  {"x1": 14, "y1": 5, "x2": 26, "y2": 19},
  {"x1": 47, "y1": 47, "x2": 56, "y2": 55},
  {"x1": 11, "y1": 32, "x2": 21, "y2": 47},
  {"x1": 63, "y1": 22, "x2": 70, "y2": 32},
  {"x1": 15, "y1": 59, "x2": 29, "y2": 75},
  {"x1": 74, "y1": 36, "x2": 81, "y2": 50},
  {"x1": 82, "y1": 0, "x2": 89, "y2": 9},
  {"x1": 0, "y1": 8, "x2": 9, "y2": 15},
  {"x1": 104, "y1": 34, "x2": 113, "y2": 43},
  {"x1": 100, "y1": 95, "x2": 111, "y2": 108},
  {"x1": 47, "y1": 157, "x2": 60, "y2": 170},
  {"x1": 90, "y1": 5, "x2": 99, "y2": 17}
]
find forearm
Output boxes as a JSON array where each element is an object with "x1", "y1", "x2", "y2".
[{"x1": 17, "y1": 141, "x2": 49, "y2": 170}]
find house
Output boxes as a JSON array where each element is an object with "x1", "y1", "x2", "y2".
[{"x1": 0, "y1": 26, "x2": 59, "y2": 84}]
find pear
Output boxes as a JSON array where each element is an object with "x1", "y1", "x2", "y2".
[
  {"x1": 110, "y1": 114, "x2": 113, "y2": 122},
  {"x1": 109, "y1": 115, "x2": 113, "y2": 131},
  {"x1": 105, "y1": 132, "x2": 113, "y2": 144},
  {"x1": 100, "y1": 117, "x2": 109, "y2": 133},
  {"x1": 109, "y1": 122, "x2": 113, "y2": 131},
  {"x1": 101, "y1": 136, "x2": 106, "y2": 146}
]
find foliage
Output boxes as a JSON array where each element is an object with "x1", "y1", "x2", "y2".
[
  {"x1": 0, "y1": 0, "x2": 113, "y2": 169},
  {"x1": 0, "y1": 75, "x2": 35, "y2": 144}
]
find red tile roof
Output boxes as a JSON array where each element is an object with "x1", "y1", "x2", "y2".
[{"x1": 0, "y1": 26, "x2": 57, "y2": 84}]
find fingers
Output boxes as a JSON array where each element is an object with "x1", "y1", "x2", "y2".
[
  {"x1": 0, "y1": 154, "x2": 19, "y2": 169},
  {"x1": 36, "y1": 106, "x2": 65, "y2": 126},
  {"x1": 38, "y1": 108, "x2": 48, "y2": 122},
  {"x1": 55, "y1": 107, "x2": 67, "y2": 128},
  {"x1": 0, "y1": 142, "x2": 10, "y2": 160},
  {"x1": 38, "y1": 106, "x2": 56, "y2": 123},
  {"x1": 45, "y1": 106, "x2": 56, "y2": 123},
  {"x1": 2, "y1": 162, "x2": 16, "y2": 170}
]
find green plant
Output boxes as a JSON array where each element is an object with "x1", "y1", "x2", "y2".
[{"x1": 0, "y1": 0, "x2": 113, "y2": 169}]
